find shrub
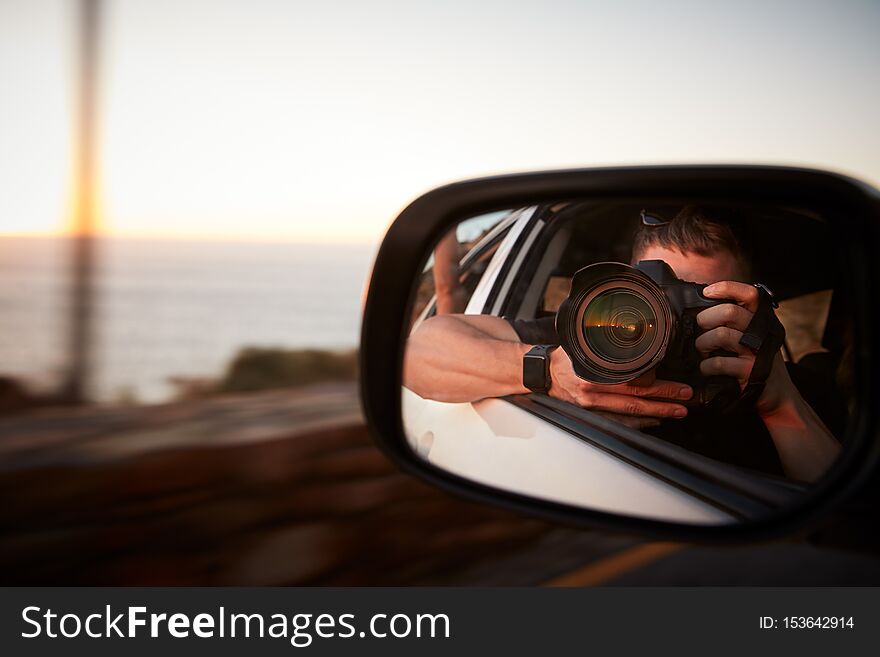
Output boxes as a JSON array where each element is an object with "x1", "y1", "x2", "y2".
[{"x1": 217, "y1": 348, "x2": 358, "y2": 392}]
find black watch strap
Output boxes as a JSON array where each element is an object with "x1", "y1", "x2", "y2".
[{"x1": 523, "y1": 345, "x2": 559, "y2": 394}]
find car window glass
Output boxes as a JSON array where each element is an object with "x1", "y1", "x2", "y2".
[
  {"x1": 776, "y1": 289, "x2": 832, "y2": 361},
  {"x1": 409, "y1": 212, "x2": 510, "y2": 327}
]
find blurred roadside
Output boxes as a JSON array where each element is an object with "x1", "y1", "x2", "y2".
[
  {"x1": 0, "y1": 372, "x2": 633, "y2": 585},
  {"x1": 7, "y1": 375, "x2": 880, "y2": 586}
]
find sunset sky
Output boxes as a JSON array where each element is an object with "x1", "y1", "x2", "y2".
[{"x1": 2, "y1": 0, "x2": 879, "y2": 243}]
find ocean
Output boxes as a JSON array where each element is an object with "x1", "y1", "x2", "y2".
[{"x1": 0, "y1": 236, "x2": 377, "y2": 403}]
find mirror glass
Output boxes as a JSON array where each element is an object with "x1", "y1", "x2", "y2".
[{"x1": 402, "y1": 201, "x2": 853, "y2": 525}]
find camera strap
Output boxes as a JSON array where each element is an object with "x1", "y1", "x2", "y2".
[{"x1": 737, "y1": 283, "x2": 786, "y2": 407}]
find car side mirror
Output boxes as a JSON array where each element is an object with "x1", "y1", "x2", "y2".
[{"x1": 360, "y1": 166, "x2": 880, "y2": 541}]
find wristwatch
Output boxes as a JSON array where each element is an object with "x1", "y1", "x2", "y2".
[{"x1": 523, "y1": 345, "x2": 559, "y2": 394}]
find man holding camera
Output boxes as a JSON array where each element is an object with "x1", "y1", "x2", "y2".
[{"x1": 404, "y1": 207, "x2": 841, "y2": 482}]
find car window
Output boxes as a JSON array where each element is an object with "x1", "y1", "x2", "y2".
[
  {"x1": 776, "y1": 289, "x2": 832, "y2": 362},
  {"x1": 409, "y1": 212, "x2": 511, "y2": 329}
]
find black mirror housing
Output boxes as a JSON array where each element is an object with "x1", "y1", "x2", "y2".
[{"x1": 360, "y1": 165, "x2": 880, "y2": 542}]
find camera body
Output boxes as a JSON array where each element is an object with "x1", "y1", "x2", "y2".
[{"x1": 556, "y1": 259, "x2": 741, "y2": 409}]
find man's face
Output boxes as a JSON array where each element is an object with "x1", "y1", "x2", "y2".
[{"x1": 635, "y1": 245, "x2": 746, "y2": 285}]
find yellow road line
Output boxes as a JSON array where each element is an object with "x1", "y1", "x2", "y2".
[{"x1": 544, "y1": 542, "x2": 682, "y2": 587}]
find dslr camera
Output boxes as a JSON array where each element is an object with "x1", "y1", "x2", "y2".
[{"x1": 555, "y1": 259, "x2": 741, "y2": 410}]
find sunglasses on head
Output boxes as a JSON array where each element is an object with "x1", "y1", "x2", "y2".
[{"x1": 640, "y1": 209, "x2": 670, "y2": 227}]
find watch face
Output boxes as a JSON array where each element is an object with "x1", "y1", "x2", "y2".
[{"x1": 523, "y1": 350, "x2": 549, "y2": 392}]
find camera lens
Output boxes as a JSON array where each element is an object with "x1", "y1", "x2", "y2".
[
  {"x1": 582, "y1": 289, "x2": 657, "y2": 363},
  {"x1": 558, "y1": 262, "x2": 672, "y2": 384}
]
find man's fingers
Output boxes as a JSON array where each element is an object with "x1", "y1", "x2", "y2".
[
  {"x1": 606, "y1": 378, "x2": 693, "y2": 400},
  {"x1": 696, "y1": 303, "x2": 753, "y2": 332},
  {"x1": 694, "y1": 327, "x2": 752, "y2": 357},
  {"x1": 576, "y1": 391, "x2": 688, "y2": 418},
  {"x1": 699, "y1": 355, "x2": 752, "y2": 382},
  {"x1": 702, "y1": 281, "x2": 760, "y2": 313}
]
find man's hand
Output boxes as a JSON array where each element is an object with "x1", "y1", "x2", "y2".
[
  {"x1": 698, "y1": 280, "x2": 796, "y2": 417},
  {"x1": 699, "y1": 280, "x2": 841, "y2": 481},
  {"x1": 547, "y1": 347, "x2": 692, "y2": 428}
]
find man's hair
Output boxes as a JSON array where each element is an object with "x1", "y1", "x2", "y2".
[{"x1": 632, "y1": 205, "x2": 749, "y2": 271}]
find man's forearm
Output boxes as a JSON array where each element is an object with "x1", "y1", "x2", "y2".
[
  {"x1": 761, "y1": 392, "x2": 841, "y2": 483},
  {"x1": 403, "y1": 315, "x2": 530, "y2": 403}
]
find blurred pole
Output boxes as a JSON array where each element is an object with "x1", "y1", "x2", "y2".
[{"x1": 63, "y1": 0, "x2": 101, "y2": 404}]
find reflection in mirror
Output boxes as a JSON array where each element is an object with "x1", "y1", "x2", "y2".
[{"x1": 401, "y1": 201, "x2": 852, "y2": 525}]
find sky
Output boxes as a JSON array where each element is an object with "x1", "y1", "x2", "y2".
[{"x1": 1, "y1": 0, "x2": 879, "y2": 243}]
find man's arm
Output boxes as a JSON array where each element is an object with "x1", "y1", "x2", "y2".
[
  {"x1": 404, "y1": 314, "x2": 693, "y2": 420},
  {"x1": 403, "y1": 314, "x2": 530, "y2": 402},
  {"x1": 431, "y1": 233, "x2": 469, "y2": 315},
  {"x1": 699, "y1": 281, "x2": 841, "y2": 482}
]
